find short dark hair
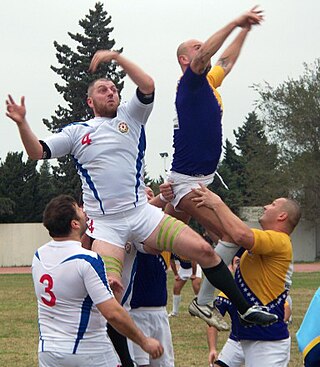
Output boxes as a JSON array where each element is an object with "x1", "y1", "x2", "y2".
[
  {"x1": 284, "y1": 198, "x2": 302, "y2": 232},
  {"x1": 43, "y1": 195, "x2": 79, "y2": 237},
  {"x1": 87, "y1": 78, "x2": 114, "y2": 97}
]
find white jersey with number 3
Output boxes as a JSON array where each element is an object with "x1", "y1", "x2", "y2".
[
  {"x1": 32, "y1": 240, "x2": 115, "y2": 354},
  {"x1": 44, "y1": 92, "x2": 153, "y2": 217}
]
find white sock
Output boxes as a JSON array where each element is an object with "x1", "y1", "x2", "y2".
[
  {"x1": 197, "y1": 240, "x2": 239, "y2": 305},
  {"x1": 172, "y1": 294, "x2": 181, "y2": 314}
]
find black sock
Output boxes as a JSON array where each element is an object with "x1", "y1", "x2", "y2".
[
  {"x1": 107, "y1": 323, "x2": 134, "y2": 367},
  {"x1": 202, "y1": 260, "x2": 249, "y2": 314}
]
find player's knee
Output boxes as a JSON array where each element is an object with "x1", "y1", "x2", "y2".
[{"x1": 196, "y1": 241, "x2": 218, "y2": 263}]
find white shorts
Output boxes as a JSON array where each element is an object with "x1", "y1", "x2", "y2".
[
  {"x1": 178, "y1": 264, "x2": 202, "y2": 281},
  {"x1": 39, "y1": 350, "x2": 120, "y2": 367},
  {"x1": 128, "y1": 307, "x2": 174, "y2": 367},
  {"x1": 167, "y1": 171, "x2": 215, "y2": 210},
  {"x1": 241, "y1": 337, "x2": 291, "y2": 367},
  {"x1": 216, "y1": 338, "x2": 244, "y2": 367},
  {"x1": 87, "y1": 203, "x2": 164, "y2": 248}
]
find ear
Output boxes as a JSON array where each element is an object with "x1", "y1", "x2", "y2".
[
  {"x1": 278, "y1": 211, "x2": 288, "y2": 222},
  {"x1": 71, "y1": 219, "x2": 80, "y2": 230},
  {"x1": 179, "y1": 54, "x2": 189, "y2": 66},
  {"x1": 87, "y1": 97, "x2": 93, "y2": 109}
]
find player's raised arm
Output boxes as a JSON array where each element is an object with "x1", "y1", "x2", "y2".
[
  {"x1": 191, "y1": 6, "x2": 263, "y2": 75},
  {"x1": 6, "y1": 95, "x2": 43, "y2": 160},
  {"x1": 89, "y1": 50, "x2": 154, "y2": 95},
  {"x1": 216, "y1": 6, "x2": 264, "y2": 77}
]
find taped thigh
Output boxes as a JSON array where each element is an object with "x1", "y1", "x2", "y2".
[{"x1": 156, "y1": 216, "x2": 186, "y2": 252}]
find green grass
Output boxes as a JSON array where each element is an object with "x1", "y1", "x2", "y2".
[{"x1": 0, "y1": 271, "x2": 319, "y2": 366}]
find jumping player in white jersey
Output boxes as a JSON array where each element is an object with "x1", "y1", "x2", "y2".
[
  {"x1": 32, "y1": 194, "x2": 163, "y2": 367},
  {"x1": 6, "y1": 49, "x2": 277, "y2": 330}
]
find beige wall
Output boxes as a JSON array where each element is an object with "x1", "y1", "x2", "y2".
[
  {"x1": 0, "y1": 223, "x2": 50, "y2": 267},
  {"x1": 0, "y1": 221, "x2": 317, "y2": 267}
]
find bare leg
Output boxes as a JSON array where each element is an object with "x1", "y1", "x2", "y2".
[
  {"x1": 92, "y1": 240, "x2": 125, "y2": 302},
  {"x1": 144, "y1": 215, "x2": 278, "y2": 329},
  {"x1": 144, "y1": 216, "x2": 248, "y2": 311},
  {"x1": 191, "y1": 276, "x2": 202, "y2": 295}
]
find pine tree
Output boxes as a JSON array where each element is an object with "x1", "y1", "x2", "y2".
[
  {"x1": 0, "y1": 152, "x2": 40, "y2": 222},
  {"x1": 33, "y1": 161, "x2": 58, "y2": 222},
  {"x1": 209, "y1": 139, "x2": 244, "y2": 213},
  {"x1": 233, "y1": 112, "x2": 285, "y2": 206},
  {"x1": 43, "y1": 2, "x2": 125, "y2": 198}
]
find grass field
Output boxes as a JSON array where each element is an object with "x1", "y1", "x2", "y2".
[{"x1": 0, "y1": 271, "x2": 319, "y2": 366}]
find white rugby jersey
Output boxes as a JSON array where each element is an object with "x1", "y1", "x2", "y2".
[
  {"x1": 32, "y1": 240, "x2": 115, "y2": 354},
  {"x1": 44, "y1": 92, "x2": 153, "y2": 216}
]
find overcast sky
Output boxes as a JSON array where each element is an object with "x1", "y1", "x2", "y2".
[{"x1": 1, "y1": 0, "x2": 320, "y2": 178}]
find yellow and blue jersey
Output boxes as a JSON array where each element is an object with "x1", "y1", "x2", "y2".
[
  {"x1": 172, "y1": 65, "x2": 225, "y2": 176},
  {"x1": 215, "y1": 292, "x2": 240, "y2": 342},
  {"x1": 236, "y1": 229, "x2": 293, "y2": 341}
]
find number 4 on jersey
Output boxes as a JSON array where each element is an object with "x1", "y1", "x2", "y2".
[{"x1": 81, "y1": 133, "x2": 92, "y2": 145}]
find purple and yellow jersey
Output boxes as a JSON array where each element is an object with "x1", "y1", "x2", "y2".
[
  {"x1": 236, "y1": 229, "x2": 292, "y2": 341},
  {"x1": 171, "y1": 65, "x2": 225, "y2": 176}
]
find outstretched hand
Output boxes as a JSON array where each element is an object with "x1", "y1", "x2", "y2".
[
  {"x1": 235, "y1": 5, "x2": 264, "y2": 29},
  {"x1": 191, "y1": 183, "x2": 222, "y2": 210},
  {"x1": 89, "y1": 50, "x2": 118, "y2": 72},
  {"x1": 6, "y1": 95, "x2": 26, "y2": 125}
]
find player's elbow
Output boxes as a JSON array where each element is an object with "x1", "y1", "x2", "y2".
[
  {"x1": 105, "y1": 310, "x2": 120, "y2": 325},
  {"x1": 28, "y1": 153, "x2": 42, "y2": 160},
  {"x1": 28, "y1": 150, "x2": 44, "y2": 160},
  {"x1": 26, "y1": 143, "x2": 45, "y2": 160},
  {"x1": 232, "y1": 230, "x2": 254, "y2": 250},
  {"x1": 140, "y1": 76, "x2": 155, "y2": 95}
]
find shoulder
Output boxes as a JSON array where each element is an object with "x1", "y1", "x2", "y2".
[
  {"x1": 252, "y1": 229, "x2": 290, "y2": 242},
  {"x1": 251, "y1": 229, "x2": 292, "y2": 254},
  {"x1": 60, "y1": 119, "x2": 95, "y2": 132}
]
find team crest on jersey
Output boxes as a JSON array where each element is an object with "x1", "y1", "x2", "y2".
[{"x1": 118, "y1": 121, "x2": 129, "y2": 133}]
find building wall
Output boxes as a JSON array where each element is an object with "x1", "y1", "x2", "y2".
[
  {"x1": 0, "y1": 223, "x2": 50, "y2": 267},
  {"x1": 0, "y1": 221, "x2": 317, "y2": 267}
]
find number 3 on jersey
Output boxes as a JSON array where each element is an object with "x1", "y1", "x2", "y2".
[
  {"x1": 81, "y1": 133, "x2": 92, "y2": 145},
  {"x1": 40, "y1": 274, "x2": 56, "y2": 307}
]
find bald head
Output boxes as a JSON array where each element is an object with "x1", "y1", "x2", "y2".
[
  {"x1": 176, "y1": 39, "x2": 203, "y2": 67},
  {"x1": 259, "y1": 197, "x2": 301, "y2": 234},
  {"x1": 176, "y1": 41, "x2": 189, "y2": 59}
]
